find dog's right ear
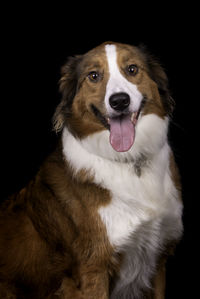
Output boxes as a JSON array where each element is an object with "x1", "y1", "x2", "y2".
[{"x1": 53, "y1": 55, "x2": 82, "y2": 132}]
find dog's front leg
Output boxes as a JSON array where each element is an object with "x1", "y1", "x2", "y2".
[
  {"x1": 51, "y1": 271, "x2": 109, "y2": 299},
  {"x1": 153, "y1": 260, "x2": 166, "y2": 299},
  {"x1": 79, "y1": 269, "x2": 109, "y2": 299},
  {"x1": 51, "y1": 277, "x2": 84, "y2": 299}
]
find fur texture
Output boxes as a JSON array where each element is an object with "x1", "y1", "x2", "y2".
[{"x1": 0, "y1": 42, "x2": 183, "y2": 298}]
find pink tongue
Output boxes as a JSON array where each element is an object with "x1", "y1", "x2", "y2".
[{"x1": 109, "y1": 115, "x2": 135, "y2": 152}]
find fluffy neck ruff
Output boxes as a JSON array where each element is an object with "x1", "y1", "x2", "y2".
[{"x1": 62, "y1": 114, "x2": 169, "y2": 169}]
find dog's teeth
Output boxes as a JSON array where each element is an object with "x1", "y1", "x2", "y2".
[
  {"x1": 131, "y1": 113, "x2": 135, "y2": 122},
  {"x1": 107, "y1": 118, "x2": 110, "y2": 124}
]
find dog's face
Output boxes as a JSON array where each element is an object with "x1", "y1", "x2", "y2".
[{"x1": 54, "y1": 42, "x2": 173, "y2": 152}]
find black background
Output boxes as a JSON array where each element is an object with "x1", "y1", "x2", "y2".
[{"x1": 1, "y1": 3, "x2": 198, "y2": 298}]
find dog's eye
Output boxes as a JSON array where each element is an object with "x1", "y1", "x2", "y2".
[
  {"x1": 127, "y1": 64, "x2": 138, "y2": 76},
  {"x1": 88, "y1": 71, "x2": 100, "y2": 82}
]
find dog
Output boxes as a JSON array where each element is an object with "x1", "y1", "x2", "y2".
[{"x1": 0, "y1": 42, "x2": 183, "y2": 298}]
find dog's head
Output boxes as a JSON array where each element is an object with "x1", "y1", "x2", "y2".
[{"x1": 54, "y1": 42, "x2": 173, "y2": 153}]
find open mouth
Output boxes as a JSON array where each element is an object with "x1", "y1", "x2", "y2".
[
  {"x1": 108, "y1": 111, "x2": 140, "y2": 152},
  {"x1": 91, "y1": 100, "x2": 145, "y2": 152}
]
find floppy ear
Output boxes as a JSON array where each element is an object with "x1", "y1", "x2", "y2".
[
  {"x1": 53, "y1": 55, "x2": 82, "y2": 132},
  {"x1": 139, "y1": 45, "x2": 174, "y2": 116}
]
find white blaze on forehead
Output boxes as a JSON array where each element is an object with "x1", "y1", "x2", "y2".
[{"x1": 105, "y1": 44, "x2": 143, "y2": 116}]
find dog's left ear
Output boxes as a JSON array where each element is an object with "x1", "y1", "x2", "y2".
[
  {"x1": 53, "y1": 55, "x2": 82, "y2": 132},
  {"x1": 139, "y1": 45, "x2": 174, "y2": 116}
]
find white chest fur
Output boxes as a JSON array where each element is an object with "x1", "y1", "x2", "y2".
[
  {"x1": 97, "y1": 146, "x2": 182, "y2": 247},
  {"x1": 62, "y1": 114, "x2": 183, "y2": 248}
]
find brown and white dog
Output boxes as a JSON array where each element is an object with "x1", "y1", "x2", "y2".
[{"x1": 0, "y1": 42, "x2": 183, "y2": 298}]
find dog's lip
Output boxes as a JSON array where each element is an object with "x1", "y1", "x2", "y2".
[
  {"x1": 107, "y1": 111, "x2": 140, "y2": 126},
  {"x1": 107, "y1": 96, "x2": 146, "y2": 126}
]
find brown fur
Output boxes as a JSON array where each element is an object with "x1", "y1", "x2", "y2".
[
  {"x1": 0, "y1": 146, "x2": 117, "y2": 298},
  {"x1": 0, "y1": 42, "x2": 181, "y2": 298}
]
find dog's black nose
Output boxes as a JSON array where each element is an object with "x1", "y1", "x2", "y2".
[{"x1": 109, "y1": 92, "x2": 130, "y2": 111}]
